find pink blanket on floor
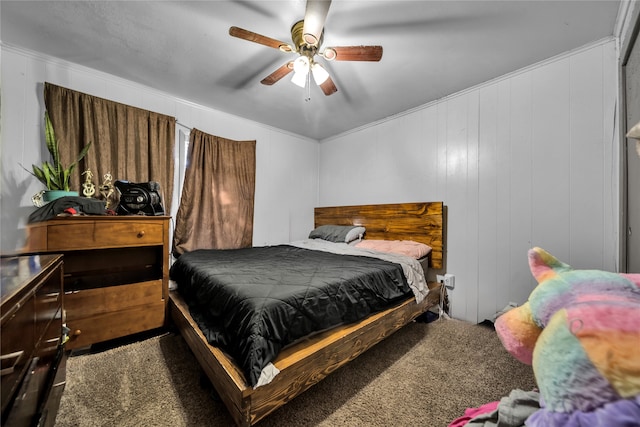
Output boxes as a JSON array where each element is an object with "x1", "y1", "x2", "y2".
[{"x1": 447, "y1": 401, "x2": 500, "y2": 427}]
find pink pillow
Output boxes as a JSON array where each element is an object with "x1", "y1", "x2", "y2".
[{"x1": 354, "y1": 240, "x2": 432, "y2": 259}]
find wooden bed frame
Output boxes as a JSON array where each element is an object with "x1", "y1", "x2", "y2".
[{"x1": 169, "y1": 201, "x2": 444, "y2": 426}]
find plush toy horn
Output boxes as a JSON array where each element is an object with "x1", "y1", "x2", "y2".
[{"x1": 528, "y1": 247, "x2": 571, "y2": 284}]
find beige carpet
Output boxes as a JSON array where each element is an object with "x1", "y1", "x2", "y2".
[{"x1": 54, "y1": 318, "x2": 537, "y2": 426}]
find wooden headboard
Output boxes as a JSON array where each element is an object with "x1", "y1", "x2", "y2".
[{"x1": 314, "y1": 201, "x2": 444, "y2": 269}]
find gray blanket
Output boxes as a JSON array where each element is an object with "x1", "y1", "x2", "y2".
[{"x1": 466, "y1": 389, "x2": 540, "y2": 427}]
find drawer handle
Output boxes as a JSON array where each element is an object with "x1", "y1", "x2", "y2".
[
  {"x1": 41, "y1": 344, "x2": 59, "y2": 353},
  {"x1": 137, "y1": 230, "x2": 145, "y2": 238},
  {"x1": 72, "y1": 329, "x2": 82, "y2": 337},
  {"x1": 0, "y1": 350, "x2": 24, "y2": 376},
  {"x1": 39, "y1": 292, "x2": 60, "y2": 304}
]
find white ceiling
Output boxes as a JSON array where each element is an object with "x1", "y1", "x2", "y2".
[{"x1": 1, "y1": 0, "x2": 621, "y2": 140}]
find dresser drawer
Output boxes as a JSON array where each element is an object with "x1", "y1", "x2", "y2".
[
  {"x1": 34, "y1": 346, "x2": 66, "y2": 427},
  {"x1": 35, "y1": 275, "x2": 62, "y2": 344},
  {"x1": 46, "y1": 221, "x2": 164, "y2": 250},
  {"x1": 66, "y1": 300, "x2": 166, "y2": 349},
  {"x1": 5, "y1": 319, "x2": 61, "y2": 427},
  {"x1": 1, "y1": 298, "x2": 35, "y2": 415},
  {"x1": 64, "y1": 280, "x2": 163, "y2": 319}
]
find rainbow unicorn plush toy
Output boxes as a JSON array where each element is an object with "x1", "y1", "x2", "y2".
[{"x1": 495, "y1": 247, "x2": 640, "y2": 426}]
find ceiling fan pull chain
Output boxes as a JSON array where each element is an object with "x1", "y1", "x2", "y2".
[{"x1": 305, "y1": 71, "x2": 311, "y2": 102}]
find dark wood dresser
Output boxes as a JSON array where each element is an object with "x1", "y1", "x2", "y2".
[
  {"x1": 1, "y1": 254, "x2": 66, "y2": 427},
  {"x1": 24, "y1": 216, "x2": 170, "y2": 350}
]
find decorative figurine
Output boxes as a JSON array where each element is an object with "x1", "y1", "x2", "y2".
[
  {"x1": 31, "y1": 190, "x2": 45, "y2": 207},
  {"x1": 99, "y1": 172, "x2": 115, "y2": 209},
  {"x1": 82, "y1": 169, "x2": 96, "y2": 198}
]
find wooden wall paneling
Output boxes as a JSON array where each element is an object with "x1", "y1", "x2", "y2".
[
  {"x1": 509, "y1": 71, "x2": 535, "y2": 305},
  {"x1": 394, "y1": 116, "x2": 409, "y2": 201},
  {"x1": 254, "y1": 133, "x2": 288, "y2": 245},
  {"x1": 531, "y1": 58, "x2": 572, "y2": 260},
  {"x1": 26, "y1": 57, "x2": 47, "y2": 135},
  {"x1": 107, "y1": 81, "x2": 142, "y2": 112},
  {"x1": 294, "y1": 138, "x2": 320, "y2": 241},
  {"x1": 376, "y1": 119, "x2": 395, "y2": 201},
  {"x1": 420, "y1": 107, "x2": 439, "y2": 203},
  {"x1": 59, "y1": 64, "x2": 96, "y2": 97},
  {"x1": 570, "y1": 45, "x2": 606, "y2": 269},
  {"x1": 374, "y1": 120, "x2": 396, "y2": 201},
  {"x1": 352, "y1": 130, "x2": 375, "y2": 203},
  {"x1": 436, "y1": 102, "x2": 449, "y2": 206},
  {"x1": 1, "y1": 50, "x2": 27, "y2": 165},
  {"x1": 477, "y1": 84, "x2": 500, "y2": 322},
  {"x1": 258, "y1": 133, "x2": 317, "y2": 244},
  {"x1": 1, "y1": 50, "x2": 38, "y2": 251},
  {"x1": 409, "y1": 113, "x2": 428, "y2": 201},
  {"x1": 319, "y1": 129, "x2": 365, "y2": 207},
  {"x1": 444, "y1": 94, "x2": 471, "y2": 319},
  {"x1": 494, "y1": 80, "x2": 514, "y2": 317},
  {"x1": 466, "y1": 90, "x2": 481, "y2": 323}
]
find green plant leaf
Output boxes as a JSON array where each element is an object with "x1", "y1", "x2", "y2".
[
  {"x1": 74, "y1": 141, "x2": 92, "y2": 164},
  {"x1": 31, "y1": 164, "x2": 46, "y2": 181},
  {"x1": 43, "y1": 162, "x2": 63, "y2": 190},
  {"x1": 44, "y1": 111, "x2": 60, "y2": 166},
  {"x1": 62, "y1": 168, "x2": 71, "y2": 192},
  {"x1": 25, "y1": 111, "x2": 92, "y2": 191}
]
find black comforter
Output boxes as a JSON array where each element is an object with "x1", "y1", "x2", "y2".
[{"x1": 170, "y1": 245, "x2": 411, "y2": 387}]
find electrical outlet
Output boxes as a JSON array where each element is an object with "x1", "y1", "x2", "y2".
[
  {"x1": 444, "y1": 273, "x2": 455, "y2": 289},
  {"x1": 436, "y1": 274, "x2": 445, "y2": 283}
]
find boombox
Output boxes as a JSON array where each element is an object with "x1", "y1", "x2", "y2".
[{"x1": 115, "y1": 180, "x2": 165, "y2": 216}]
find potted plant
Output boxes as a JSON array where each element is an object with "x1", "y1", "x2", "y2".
[{"x1": 25, "y1": 111, "x2": 92, "y2": 202}]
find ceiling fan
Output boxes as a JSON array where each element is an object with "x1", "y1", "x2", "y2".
[{"x1": 229, "y1": 0, "x2": 383, "y2": 96}]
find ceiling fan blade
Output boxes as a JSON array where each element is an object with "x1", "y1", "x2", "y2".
[
  {"x1": 303, "y1": 0, "x2": 332, "y2": 46},
  {"x1": 260, "y1": 62, "x2": 294, "y2": 85},
  {"x1": 319, "y1": 76, "x2": 338, "y2": 96},
  {"x1": 229, "y1": 26, "x2": 292, "y2": 52},
  {"x1": 325, "y1": 46, "x2": 383, "y2": 62}
]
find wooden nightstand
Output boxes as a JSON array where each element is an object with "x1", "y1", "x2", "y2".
[{"x1": 24, "y1": 216, "x2": 170, "y2": 349}]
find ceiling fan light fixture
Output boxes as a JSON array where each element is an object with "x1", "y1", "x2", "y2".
[
  {"x1": 311, "y1": 62, "x2": 329, "y2": 85},
  {"x1": 322, "y1": 48, "x2": 337, "y2": 61},
  {"x1": 303, "y1": 33, "x2": 319, "y2": 46},
  {"x1": 291, "y1": 71, "x2": 307, "y2": 88},
  {"x1": 303, "y1": 0, "x2": 331, "y2": 47},
  {"x1": 293, "y1": 55, "x2": 310, "y2": 74},
  {"x1": 291, "y1": 56, "x2": 310, "y2": 88}
]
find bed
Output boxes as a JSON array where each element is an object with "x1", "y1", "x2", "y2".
[{"x1": 169, "y1": 201, "x2": 445, "y2": 426}]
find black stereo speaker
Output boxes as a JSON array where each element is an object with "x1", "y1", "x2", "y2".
[{"x1": 114, "y1": 180, "x2": 165, "y2": 216}]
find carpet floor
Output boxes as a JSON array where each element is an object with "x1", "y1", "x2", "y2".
[{"x1": 54, "y1": 318, "x2": 537, "y2": 426}]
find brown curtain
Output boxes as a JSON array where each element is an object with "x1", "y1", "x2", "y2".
[
  {"x1": 44, "y1": 83, "x2": 175, "y2": 212},
  {"x1": 173, "y1": 128, "x2": 255, "y2": 255}
]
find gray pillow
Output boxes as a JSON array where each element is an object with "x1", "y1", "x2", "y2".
[{"x1": 309, "y1": 225, "x2": 366, "y2": 243}]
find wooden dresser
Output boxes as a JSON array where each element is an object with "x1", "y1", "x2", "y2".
[
  {"x1": 24, "y1": 216, "x2": 170, "y2": 350},
  {"x1": 1, "y1": 254, "x2": 65, "y2": 427}
]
